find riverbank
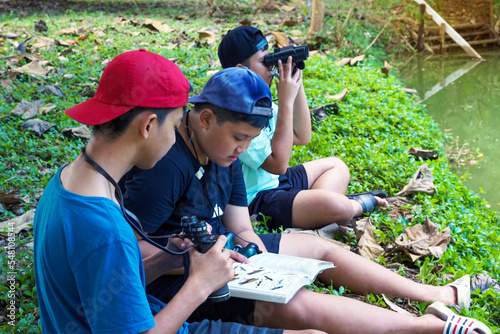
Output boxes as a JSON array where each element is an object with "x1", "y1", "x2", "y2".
[{"x1": 0, "y1": 1, "x2": 499, "y2": 332}]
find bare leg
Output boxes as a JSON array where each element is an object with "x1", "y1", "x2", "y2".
[
  {"x1": 279, "y1": 233, "x2": 456, "y2": 306},
  {"x1": 253, "y1": 288, "x2": 446, "y2": 333},
  {"x1": 302, "y1": 157, "x2": 350, "y2": 193}
]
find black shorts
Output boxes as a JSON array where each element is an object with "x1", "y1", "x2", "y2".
[
  {"x1": 248, "y1": 164, "x2": 309, "y2": 230},
  {"x1": 147, "y1": 233, "x2": 282, "y2": 326}
]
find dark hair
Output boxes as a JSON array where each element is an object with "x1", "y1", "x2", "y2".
[
  {"x1": 192, "y1": 100, "x2": 270, "y2": 129},
  {"x1": 92, "y1": 106, "x2": 177, "y2": 138}
]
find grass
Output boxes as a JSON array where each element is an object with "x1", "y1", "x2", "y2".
[{"x1": 1, "y1": 0, "x2": 499, "y2": 332}]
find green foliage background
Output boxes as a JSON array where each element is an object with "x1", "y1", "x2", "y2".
[{"x1": 1, "y1": 1, "x2": 499, "y2": 332}]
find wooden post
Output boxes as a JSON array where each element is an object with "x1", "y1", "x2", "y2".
[
  {"x1": 439, "y1": 23, "x2": 446, "y2": 54},
  {"x1": 417, "y1": 4, "x2": 425, "y2": 52},
  {"x1": 412, "y1": 0, "x2": 483, "y2": 60}
]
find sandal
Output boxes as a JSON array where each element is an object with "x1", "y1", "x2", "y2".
[
  {"x1": 346, "y1": 191, "x2": 387, "y2": 214},
  {"x1": 426, "y1": 302, "x2": 492, "y2": 334},
  {"x1": 447, "y1": 275, "x2": 471, "y2": 310}
]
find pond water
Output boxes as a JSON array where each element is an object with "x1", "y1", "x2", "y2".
[{"x1": 396, "y1": 49, "x2": 500, "y2": 212}]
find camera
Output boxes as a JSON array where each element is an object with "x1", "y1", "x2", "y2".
[
  {"x1": 181, "y1": 215, "x2": 262, "y2": 302},
  {"x1": 264, "y1": 44, "x2": 309, "y2": 74},
  {"x1": 181, "y1": 215, "x2": 230, "y2": 303}
]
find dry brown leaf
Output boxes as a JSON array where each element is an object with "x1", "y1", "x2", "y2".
[
  {"x1": 280, "y1": 19, "x2": 300, "y2": 27},
  {"x1": 354, "y1": 217, "x2": 384, "y2": 260},
  {"x1": 143, "y1": 19, "x2": 174, "y2": 33},
  {"x1": 324, "y1": 88, "x2": 349, "y2": 101},
  {"x1": 350, "y1": 54, "x2": 365, "y2": 66},
  {"x1": 396, "y1": 163, "x2": 436, "y2": 196},
  {"x1": 198, "y1": 29, "x2": 217, "y2": 44},
  {"x1": 3, "y1": 32, "x2": 20, "y2": 39},
  {"x1": 58, "y1": 27, "x2": 88, "y2": 36},
  {"x1": 239, "y1": 19, "x2": 252, "y2": 26},
  {"x1": 0, "y1": 210, "x2": 35, "y2": 233},
  {"x1": 281, "y1": 4, "x2": 296, "y2": 12},
  {"x1": 39, "y1": 103, "x2": 57, "y2": 115},
  {"x1": 408, "y1": 147, "x2": 438, "y2": 160},
  {"x1": 253, "y1": 19, "x2": 267, "y2": 27},
  {"x1": 31, "y1": 36, "x2": 56, "y2": 50},
  {"x1": 290, "y1": 29, "x2": 303, "y2": 36},
  {"x1": 58, "y1": 39, "x2": 78, "y2": 46},
  {"x1": 21, "y1": 118, "x2": 56, "y2": 135},
  {"x1": 393, "y1": 216, "x2": 451, "y2": 261},
  {"x1": 62, "y1": 125, "x2": 91, "y2": 139},
  {"x1": 381, "y1": 60, "x2": 392, "y2": 75},
  {"x1": 34, "y1": 20, "x2": 48, "y2": 32},
  {"x1": 175, "y1": 15, "x2": 188, "y2": 20},
  {"x1": 337, "y1": 58, "x2": 351, "y2": 66},
  {"x1": 269, "y1": 31, "x2": 289, "y2": 47},
  {"x1": 11, "y1": 99, "x2": 43, "y2": 119}
]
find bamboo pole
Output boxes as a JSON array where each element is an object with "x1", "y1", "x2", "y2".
[{"x1": 412, "y1": 0, "x2": 484, "y2": 60}]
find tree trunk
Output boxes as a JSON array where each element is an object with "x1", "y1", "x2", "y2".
[{"x1": 307, "y1": 0, "x2": 325, "y2": 38}]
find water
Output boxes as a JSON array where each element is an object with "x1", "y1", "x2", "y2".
[{"x1": 396, "y1": 50, "x2": 500, "y2": 212}]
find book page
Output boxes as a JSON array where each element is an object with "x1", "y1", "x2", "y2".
[{"x1": 227, "y1": 253, "x2": 334, "y2": 304}]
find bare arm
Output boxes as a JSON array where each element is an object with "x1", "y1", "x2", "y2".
[
  {"x1": 222, "y1": 204, "x2": 268, "y2": 253},
  {"x1": 292, "y1": 84, "x2": 311, "y2": 146},
  {"x1": 260, "y1": 57, "x2": 303, "y2": 175}
]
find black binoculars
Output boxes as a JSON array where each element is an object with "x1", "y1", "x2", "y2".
[{"x1": 264, "y1": 44, "x2": 309, "y2": 73}]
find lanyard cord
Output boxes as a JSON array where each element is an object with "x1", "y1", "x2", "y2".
[{"x1": 80, "y1": 147, "x2": 192, "y2": 255}]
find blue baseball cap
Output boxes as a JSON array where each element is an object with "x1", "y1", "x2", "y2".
[
  {"x1": 188, "y1": 67, "x2": 273, "y2": 118},
  {"x1": 218, "y1": 26, "x2": 268, "y2": 69}
]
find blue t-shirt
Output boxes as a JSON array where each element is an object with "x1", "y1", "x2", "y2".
[
  {"x1": 122, "y1": 130, "x2": 248, "y2": 238},
  {"x1": 34, "y1": 167, "x2": 189, "y2": 334}
]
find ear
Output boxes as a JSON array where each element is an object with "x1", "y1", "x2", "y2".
[
  {"x1": 198, "y1": 108, "x2": 215, "y2": 130},
  {"x1": 138, "y1": 113, "x2": 158, "y2": 139},
  {"x1": 235, "y1": 63, "x2": 244, "y2": 68}
]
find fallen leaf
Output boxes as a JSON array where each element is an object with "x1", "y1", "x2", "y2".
[
  {"x1": 0, "y1": 210, "x2": 35, "y2": 233},
  {"x1": 239, "y1": 19, "x2": 252, "y2": 26},
  {"x1": 350, "y1": 54, "x2": 365, "y2": 66},
  {"x1": 21, "y1": 118, "x2": 56, "y2": 135},
  {"x1": 58, "y1": 39, "x2": 78, "y2": 46},
  {"x1": 31, "y1": 36, "x2": 56, "y2": 50},
  {"x1": 63, "y1": 73, "x2": 74, "y2": 79},
  {"x1": 281, "y1": 5, "x2": 295, "y2": 12},
  {"x1": 3, "y1": 32, "x2": 20, "y2": 39},
  {"x1": 324, "y1": 88, "x2": 349, "y2": 101},
  {"x1": 1, "y1": 78, "x2": 12, "y2": 87},
  {"x1": 354, "y1": 217, "x2": 384, "y2": 260},
  {"x1": 37, "y1": 85, "x2": 65, "y2": 97},
  {"x1": 269, "y1": 31, "x2": 289, "y2": 47},
  {"x1": 11, "y1": 99, "x2": 43, "y2": 119},
  {"x1": 290, "y1": 29, "x2": 303, "y2": 36},
  {"x1": 206, "y1": 70, "x2": 219, "y2": 77},
  {"x1": 402, "y1": 88, "x2": 418, "y2": 94},
  {"x1": 143, "y1": 19, "x2": 174, "y2": 33},
  {"x1": 396, "y1": 163, "x2": 436, "y2": 196},
  {"x1": 61, "y1": 125, "x2": 91, "y2": 139},
  {"x1": 0, "y1": 190, "x2": 27, "y2": 214},
  {"x1": 337, "y1": 58, "x2": 351, "y2": 66},
  {"x1": 198, "y1": 28, "x2": 217, "y2": 44},
  {"x1": 175, "y1": 15, "x2": 188, "y2": 20},
  {"x1": 39, "y1": 103, "x2": 57, "y2": 115},
  {"x1": 58, "y1": 27, "x2": 88, "y2": 36}
]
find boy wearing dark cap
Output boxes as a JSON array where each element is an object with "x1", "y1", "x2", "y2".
[
  {"x1": 34, "y1": 50, "x2": 307, "y2": 334},
  {"x1": 218, "y1": 26, "x2": 388, "y2": 231},
  {"x1": 122, "y1": 66, "x2": 488, "y2": 334}
]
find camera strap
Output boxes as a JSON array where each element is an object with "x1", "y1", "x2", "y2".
[{"x1": 80, "y1": 146, "x2": 190, "y2": 255}]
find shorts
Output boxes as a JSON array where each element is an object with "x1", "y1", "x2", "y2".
[
  {"x1": 249, "y1": 164, "x2": 309, "y2": 230},
  {"x1": 188, "y1": 319, "x2": 283, "y2": 334},
  {"x1": 146, "y1": 233, "x2": 282, "y2": 326}
]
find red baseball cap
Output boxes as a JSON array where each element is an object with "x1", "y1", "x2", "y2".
[{"x1": 66, "y1": 49, "x2": 190, "y2": 125}]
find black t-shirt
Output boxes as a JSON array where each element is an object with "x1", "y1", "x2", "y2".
[{"x1": 122, "y1": 131, "x2": 248, "y2": 240}]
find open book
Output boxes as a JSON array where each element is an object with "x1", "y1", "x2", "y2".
[{"x1": 227, "y1": 253, "x2": 335, "y2": 304}]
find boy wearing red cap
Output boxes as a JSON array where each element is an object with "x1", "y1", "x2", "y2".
[
  {"x1": 122, "y1": 66, "x2": 490, "y2": 334},
  {"x1": 34, "y1": 50, "x2": 309, "y2": 334},
  {"x1": 218, "y1": 26, "x2": 388, "y2": 231}
]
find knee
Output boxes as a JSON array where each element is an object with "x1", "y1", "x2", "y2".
[
  {"x1": 328, "y1": 157, "x2": 350, "y2": 179},
  {"x1": 320, "y1": 194, "x2": 354, "y2": 222}
]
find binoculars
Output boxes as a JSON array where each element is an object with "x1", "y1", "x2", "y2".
[{"x1": 264, "y1": 44, "x2": 309, "y2": 74}]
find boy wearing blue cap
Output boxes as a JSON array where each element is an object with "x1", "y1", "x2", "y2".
[
  {"x1": 34, "y1": 50, "x2": 311, "y2": 334},
  {"x1": 218, "y1": 26, "x2": 388, "y2": 231},
  {"x1": 122, "y1": 67, "x2": 488, "y2": 334}
]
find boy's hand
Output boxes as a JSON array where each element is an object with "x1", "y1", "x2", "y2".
[
  {"x1": 187, "y1": 235, "x2": 247, "y2": 296},
  {"x1": 276, "y1": 56, "x2": 302, "y2": 110}
]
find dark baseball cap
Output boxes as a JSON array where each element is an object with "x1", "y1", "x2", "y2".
[
  {"x1": 188, "y1": 67, "x2": 272, "y2": 118},
  {"x1": 218, "y1": 26, "x2": 268, "y2": 69},
  {"x1": 66, "y1": 49, "x2": 190, "y2": 125}
]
